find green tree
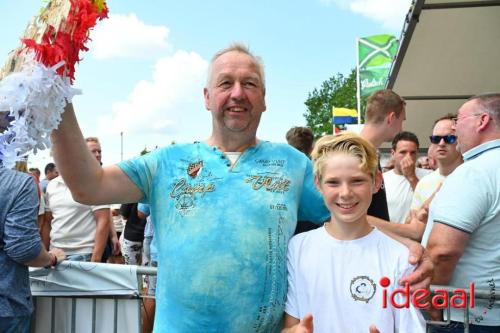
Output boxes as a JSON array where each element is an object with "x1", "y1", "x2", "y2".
[{"x1": 304, "y1": 69, "x2": 359, "y2": 137}]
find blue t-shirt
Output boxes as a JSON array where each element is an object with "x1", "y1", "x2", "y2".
[
  {"x1": 119, "y1": 141, "x2": 329, "y2": 332},
  {"x1": 0, "y1": 167, "x2": 42, "y2": 317}
]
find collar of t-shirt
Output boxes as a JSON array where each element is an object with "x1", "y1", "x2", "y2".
[{"x1": 225, "y1": 152, "x2": 242, "y2": 166}]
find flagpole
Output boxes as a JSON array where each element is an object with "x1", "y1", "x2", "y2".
[{"x1": 356, "y1": 37, "x2": 361, "y2": 125}]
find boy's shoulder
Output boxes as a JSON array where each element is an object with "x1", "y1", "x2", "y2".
[
  {"x1": 288, "y1": 227, "x2": 325, "y2": 250},
  {"x1": 371, "y1": 228, "x2": 411, "y2": 259}
]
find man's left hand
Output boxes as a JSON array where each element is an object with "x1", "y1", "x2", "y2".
[{"x1": 399, "y1": 241, "x2": 433, "y2": 292}]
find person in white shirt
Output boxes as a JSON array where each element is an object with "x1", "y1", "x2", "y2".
[
  {"x1": 283, "y1": 132, "x2": 425, "y2": 333},
  {"x1": 44, "y1": 176, "x2": 109, "y2": 261},
  {"x1": 43, "y1": 137, "x2": 111, "y2": 262},
  {"x1": 383, "y1": 131, "x2": 430, "y2": 223}
]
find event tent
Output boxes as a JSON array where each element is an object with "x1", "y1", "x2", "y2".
[{"x1": 386, "y1": 0, "x2": 500, "y2": 149}]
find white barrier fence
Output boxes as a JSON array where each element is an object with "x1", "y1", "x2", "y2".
[{"x1": 29, "y1": 261, "x2": 156, "y2": 333}]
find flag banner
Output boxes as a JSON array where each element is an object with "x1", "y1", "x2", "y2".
[
  {"x1": 358, "y1": 34, "x2": 398, "y2": 97},
  {"x1": 359, "y1": 67, "x2": 392, "y2": 97},
  {"x1": 332, "y1": 107, "x2": 358, "y2": 125},
  {"x1": 358, "y1": 34, "x2": 398, "y2": 69}
]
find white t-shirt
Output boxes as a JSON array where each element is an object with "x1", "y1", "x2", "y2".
[
  {"x1": 285, "y1": 227, "x2": 425, "y2": 333},
  {"x1": 111, "y1": 203, "x2": 125, "y2": 233},
  {"x1": 45, "y1": 176, "x2": 108, "y2": 255},
  {"x1": 408, "y1": 170, "x2": 446, "y2": 246},
  {"x1": 383, "y1": 168, "x2": 430, "y2": 223},
  {"x1": 410, "y1": 169, "x2": 445, "y2": 211}
]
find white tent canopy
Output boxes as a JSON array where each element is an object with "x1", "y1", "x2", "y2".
[{"x1": 386, "y1": 0, "x2": 500, "y2": 148}]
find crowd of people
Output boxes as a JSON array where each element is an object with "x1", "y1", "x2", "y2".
[{"x1": 1, "y1": 43, "x2": 499, "y2": 332}]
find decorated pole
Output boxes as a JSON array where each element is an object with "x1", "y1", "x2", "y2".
[{"x1": 0, "y1": 0, "x2": 108, "y2": 169}]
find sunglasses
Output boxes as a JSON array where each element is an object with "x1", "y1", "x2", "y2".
[{"x1": 429, "y1": 135, "x2": 457, "y2": 144}]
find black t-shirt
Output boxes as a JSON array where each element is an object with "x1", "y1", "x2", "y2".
[
  {"x1": 368, "y1": 161, "x2": 390, "y2": 221},
  {"x1": 121, "y1": 203, "x2": 147, "y2": 242}
]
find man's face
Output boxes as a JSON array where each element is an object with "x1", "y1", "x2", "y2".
[
  {"x1": 47, "y1": 167, "x2": 59, "y2": 180},
  {"x1": 432, "y1": 119, "x2": 461, "y2": 163},
  {"x1": 203, "y1": 51, "x2": 266, "y2": 136},
  {"x1": 417, "y1": 156, "x2": 430, "y2": 169},
  {"x1": 453, "y1": 100, "x2": 482, "y2": 153},
  {"x1": 87, "y1": 141, "x2": 102, "y2": 164},
  {"x1": 391, "y1": 139, "x2": 417, "y2": 174}
]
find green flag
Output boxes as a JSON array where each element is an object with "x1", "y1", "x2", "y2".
[
  {"x1": 359, "y1": 68, "x2": 392, "y2": 98},
  {"x1": 358, "y1": 34, "x2": 398, "y2": 97},
  {"x1": 358, "y1": 34, "x2": 398, "y2": 69}
]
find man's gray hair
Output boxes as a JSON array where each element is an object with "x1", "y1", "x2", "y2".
[
  {"x1": 206, "y1": 42, "x2": 265, "y2": 90},
  {"x1": 469, "y1": 93, "x2": 500, "y2": 126}
]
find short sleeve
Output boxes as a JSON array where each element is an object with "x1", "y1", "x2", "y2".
[
  {"x1": 118, "y1": 149, "x2": 164, "y2": 202},
  {"x1": 284, "y1": 236, "x2": 300, "y2": 319},
  {"x1": 91, "y1": 204, "x2": 110, "y2": 212},
  {"x1": 297, "y1": 160, "x2": 330, "y2": 223},
  {"x1": 432, "y1": 166, "x2": 487, "y2": 233},
  {"x1": 138, "y1": 203, "x2": 150, "y2": 216}
]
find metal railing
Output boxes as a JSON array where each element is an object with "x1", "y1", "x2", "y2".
[
  {"x1": 425, "y1": 285, "x2": 500, "y2": 333},
  {"x1": 29, "y1": 263, "x2": 157, "y2": 333}
]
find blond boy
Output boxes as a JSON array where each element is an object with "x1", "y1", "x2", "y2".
[{"x1": 283, "y1": 133, "x2": 425, "y2": 333}]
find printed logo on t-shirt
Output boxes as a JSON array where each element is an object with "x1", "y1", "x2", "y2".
[
  {"x1": 244, "y1": 174, "x2": 291, "y2": 193},
  {"x1": 170, "y1": 178, "x2": 215, "y2": 215},
  {"x1": 187, "y1": 161, "x2": 203, "y2": 178},
  {"x1": 350, "y1": 275, "x2": 377, "y2": 303}
]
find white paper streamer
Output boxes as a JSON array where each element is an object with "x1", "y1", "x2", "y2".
[{"x1": 0, "y1": 56, "x2": 80, "y2": 168}]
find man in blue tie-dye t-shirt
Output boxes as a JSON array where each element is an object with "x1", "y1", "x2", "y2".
[{"x1": 51, "y1": 43, "x2": 431, "y2": 332}]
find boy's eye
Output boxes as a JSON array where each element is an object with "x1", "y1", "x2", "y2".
[
  {"x1": 352, "y1": 179, "x2": 366, "y2": 184},
  {"x1": 325, "y1": 180, "x2": 340, "y2": 186}
]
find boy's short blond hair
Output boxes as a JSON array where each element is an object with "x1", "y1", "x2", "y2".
[{"x1": 311, "y1": 132, "x2": 378, "y2": 181}]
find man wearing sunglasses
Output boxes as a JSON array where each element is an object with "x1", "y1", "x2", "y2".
[
  {"x1": 427, "y1": 94, "x2": 500, "y2": 331},
  {"x1": 413, "y1": 114, "x2": 463, "y2": 245}
]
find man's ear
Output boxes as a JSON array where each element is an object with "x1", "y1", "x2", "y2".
[
  {"x1": 390, "y1": 149, "x2": 396, "y2": 158},
  {"x1": 203, "y1": 87, "x2": 210, "y2": 111},
  {"x1": 386, "y1": 111, "x2": 396, "y2": 126},
  {"x1": 477, "y1": 112, "x2": 491, "y2": 132},
  {"x1": 373, "y1": 170, "x2": 383, "y2": 194}
]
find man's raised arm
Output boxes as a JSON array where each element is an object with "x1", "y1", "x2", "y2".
[{"x1": 51, "y1": 103, "x2": 142, "y2": 205}]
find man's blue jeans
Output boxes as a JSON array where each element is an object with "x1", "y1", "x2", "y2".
[
  {"x1": 432, "y1": 321, "x2": 500, "y2": 333},
  {"x1": 0, "y1": 315, "x2": 31, "y2": 333}
]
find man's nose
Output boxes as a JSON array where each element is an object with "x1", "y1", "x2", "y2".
[{"x1": 230, "y1": 82, "x2": 244, "y2": 99}]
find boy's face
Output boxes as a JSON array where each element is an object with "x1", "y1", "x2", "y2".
[{"x1": 315, "y1": 153, "x2": 380, "y2": 225}]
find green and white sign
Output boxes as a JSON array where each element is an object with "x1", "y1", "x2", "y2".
[{"x1": 358, "y1": 34, "x2": 398, "y2": 97}]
